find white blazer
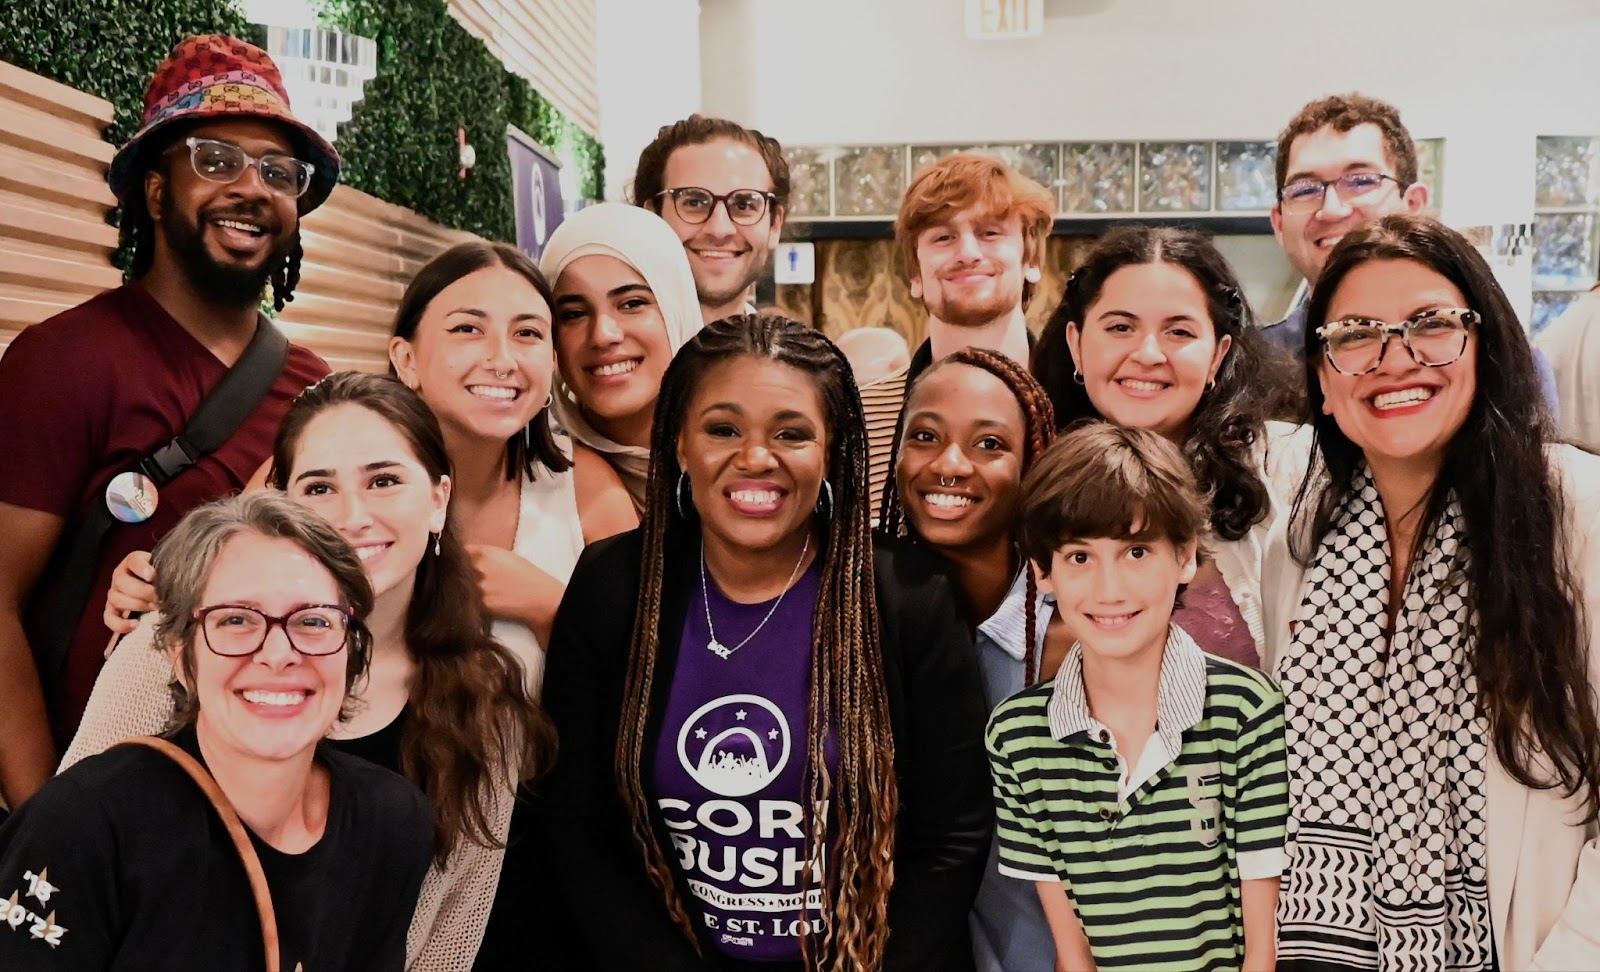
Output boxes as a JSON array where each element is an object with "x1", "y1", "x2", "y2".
[{"x1": 1260, "y1": 444, "x2": 1600, "y2": 970}]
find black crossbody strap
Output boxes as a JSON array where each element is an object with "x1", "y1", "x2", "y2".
[
  {"x1": 140, "y1": 316, "x2": 289, "y2": 485},
  {"x1": 39, "y1": 315, "x2": 290, "y2": 691}
]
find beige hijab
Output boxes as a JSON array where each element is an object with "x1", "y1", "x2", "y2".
[{"x1": 539, "y1": 203, "x2": 704, "y2": 510}]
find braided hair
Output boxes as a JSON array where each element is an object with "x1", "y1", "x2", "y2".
[
  {"x1": 878, "y1": 347, "x2": 1057, "y2": 683},
  {"x1": 1032, "y1": 225, "x2": 1293, "y2": 542},
  {"x1": 617, "y1": 314, "x2": 897, "y2": 970}
]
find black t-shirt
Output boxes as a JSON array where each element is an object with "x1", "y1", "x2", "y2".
[{"x1": 0, "y1": 729, "x2": 432, "y2": 970}]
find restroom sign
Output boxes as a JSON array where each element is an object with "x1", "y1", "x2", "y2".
[
  {"x1": 965, "y1": 0, "x2": 1043, "y2": 39},
  {"x1": 774, "y1": 242, "x2": 816, "y2": 285}
]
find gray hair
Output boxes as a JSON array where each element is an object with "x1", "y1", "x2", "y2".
[{"x1": 150, "y1": 491, "x2": 374, "y2": 729}]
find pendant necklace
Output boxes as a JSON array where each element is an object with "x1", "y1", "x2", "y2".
[{"x1": 702, "y1": 534, "x2": 812, "y2": 660}]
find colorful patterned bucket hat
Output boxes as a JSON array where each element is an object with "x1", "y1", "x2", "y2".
[{"x1": 108, "y1": 34, "x2": 341, "y2": 212}]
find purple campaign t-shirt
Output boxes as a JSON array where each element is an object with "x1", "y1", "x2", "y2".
[{"x1": 651, "y1": 558, "x2": 836, "y2": 962}]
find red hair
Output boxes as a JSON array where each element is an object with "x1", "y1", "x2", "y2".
[{"x1": 894, "y1": 153, "x2": 1055, "y2": 306}]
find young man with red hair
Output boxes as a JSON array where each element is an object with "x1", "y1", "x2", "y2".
[{"x1": 896, "y1": 153, "x2": 1056, "y2": 376}]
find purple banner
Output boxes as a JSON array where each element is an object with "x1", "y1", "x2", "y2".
[{"x1": 508, "y1": 127, "x2": 565, "y2": 261}]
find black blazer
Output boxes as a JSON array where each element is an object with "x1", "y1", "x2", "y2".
[{"x1": 535, "y1": 527, "x2": 992, "y2": 971}]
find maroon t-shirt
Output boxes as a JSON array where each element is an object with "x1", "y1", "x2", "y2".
[{"x1": 0, "y1": 283, "x2": 328, "y2": 744}]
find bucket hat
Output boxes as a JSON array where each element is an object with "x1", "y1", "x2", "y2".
[{"x1": 108, "y1": 34, "x2": 341, "y2": 212}]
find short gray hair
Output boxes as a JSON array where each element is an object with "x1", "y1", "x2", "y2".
[{"x1": 150, "y1": 491, "x2": 374, "y2": 729}]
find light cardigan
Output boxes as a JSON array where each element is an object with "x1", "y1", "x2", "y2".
[
  {"x1": 1208, "y1": 420, "x2": 1315, "y2": 655},
  {"x1": 61, "y1": 614, "x2": 512, "y2": 972},
  {"x1": 1259, "y1": 443, "x2": 1600, "y2": 970}
]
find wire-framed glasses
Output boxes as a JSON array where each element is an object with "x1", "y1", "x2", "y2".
[
  {"x1": 1277, "y1": 171, "x2": 1400, "y2": 214},
  {"x1": 1316, "y1": 307, "x2": 1478, "y2": 376},
  {"x1": 193, "y1": 604, "x2": 352, "y2": 657},
  {"x1": 656, "y1": 187, "x2": 776, "y2": 225}
]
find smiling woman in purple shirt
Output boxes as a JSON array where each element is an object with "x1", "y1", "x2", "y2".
[{"x1": 536, "y1": 314, "x2": 992, "y2": 972}]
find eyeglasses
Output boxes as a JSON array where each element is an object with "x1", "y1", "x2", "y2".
[
  {"x1": 656, "y1": 187, "x2": 776, "y2": 225},
  {"x1": 180, "y1": 137, "x2": 316, "y2": 199},
  {"x1": 1316, "y1": 307, "x2": 1478, "y2": 376},
  {"x1": 1277, "y1": 171, "x2": 1401, "y2": 214},
  {"x1": 193, "y1": 604, "x2": 352, "y2": 657}
]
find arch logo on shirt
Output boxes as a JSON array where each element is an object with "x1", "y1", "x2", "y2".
[{"x1": 676, "y1": 694, "x2": 791, "y2": 798}]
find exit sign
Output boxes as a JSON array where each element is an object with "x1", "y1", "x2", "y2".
[{"x1": 966, "y1": 0, "x2": 1044, "y2": 39}]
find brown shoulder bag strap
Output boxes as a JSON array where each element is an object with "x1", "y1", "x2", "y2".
[{"x1": 118, "y1": 736, "x2": 281, "y2": 972}]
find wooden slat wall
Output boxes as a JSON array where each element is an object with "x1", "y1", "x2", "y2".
[
  {"x1": 0, "y1": 62, "x2": 479, "y2": 374},
  {"x1": 285, "y1": 187, "x2": 479, "y2": 372},
  {"x1": 0, "y1": 60, "x2": 122, "y2": 349},
  {"x1": 447, "y1": 0, "x2": 601, "y2": 137}
]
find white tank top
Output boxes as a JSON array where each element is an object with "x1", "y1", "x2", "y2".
[{"x1": 491, "y1": 440, "x2": 585, "y2": 698}]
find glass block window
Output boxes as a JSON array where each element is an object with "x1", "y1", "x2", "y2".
[
  {"x1": 1533, "y1": 136, "x2": 1600, "y2": 332},
  {"x1": 1216, "y1": 141, "x2": 1277, "y2": 211},
  {"x1": 783, "y1": 137, "x2": 1445, "y2": 221},
  {"x1": 1060, "y1": 142, "x2": 1135, "y2": 213},
  {"x1": 833, "y1": 146, "x2": 908, "y2": 217},
  {"x1": 1139, "y1": 142, "x2": 1212, "y2": 212},
  {"x1": 783, "y1": 146, "x2": 832, "y2": 218},
  {"x1": 1415, "y1": 138, "x2": 1445, "y2": 210}
]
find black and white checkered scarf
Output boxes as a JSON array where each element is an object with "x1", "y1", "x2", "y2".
[{"x1": 1277, "y1": 465, "x2": 1492, "y2": 970}]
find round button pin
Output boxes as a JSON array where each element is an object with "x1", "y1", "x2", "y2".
[{"x1": 106, "y1": 471, "x2": 159, "y2": 524}]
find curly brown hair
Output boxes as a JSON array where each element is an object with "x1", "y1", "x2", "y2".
[
  {"x1": 1274, "y1": 92, "x2": 1419, "y2": 190},
  {"x1": 630, "y1": 114, "x2": 791, "y2": 214}
]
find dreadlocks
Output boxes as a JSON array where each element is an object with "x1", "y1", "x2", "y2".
[
  {"x1": 120, "y1": 131, "x2": 305, "y2": 312},
  {"x1": 879, "y1": 347, "x2": 1057, "y2": 684},
  {"x1": 616, "y1": 314, "x2": 897, "y2": 970}
]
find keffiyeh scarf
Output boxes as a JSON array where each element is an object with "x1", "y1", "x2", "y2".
[{"x1": 1277, "y1": 466, "x2": 1492, "y2": 970}]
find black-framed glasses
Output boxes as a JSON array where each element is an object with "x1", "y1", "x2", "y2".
[
  {"x1": 1277, "y1": 171, "x2": 1401, "y2": 214},
  {"x1": 193, "y1": 604, "x2": 352, "y2": 657},
  {"x1": 180, "y1": 137, "x2": 316, "y2": 199},
  {"x1": 1317, "y1": 307, "x2": 1478, "y2": 376},
  {"x1": 656, "y1": 187, "x2": 775, "y2": 225}
]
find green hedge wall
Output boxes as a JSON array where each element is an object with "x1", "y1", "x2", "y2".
[
  {"x1": 316, "y1": 0, "x2": 604, "y2": 241},
  {"x1": 0, "y1": 0, "x2": 604, "y2": 245},
  {"x1": 0, "y1": 0, "x2": 258, "y2": 150}
]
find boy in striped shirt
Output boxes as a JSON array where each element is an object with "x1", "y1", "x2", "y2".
[{"x1": 986, "y1": 424, "x2": 1287, "y2": 971}]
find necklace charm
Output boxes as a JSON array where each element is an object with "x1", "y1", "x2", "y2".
[{"x1": 701, "y1": 534, "x2": 812, "y2": 661}]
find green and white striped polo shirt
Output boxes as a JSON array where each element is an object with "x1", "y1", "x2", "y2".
[{"x1": 986, "y1": 625, "x2": 1288, "y2": 971}]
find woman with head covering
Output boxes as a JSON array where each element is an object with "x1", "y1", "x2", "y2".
[{"x1": 539, "y1": 202, "x2": 706, "y2": 511}]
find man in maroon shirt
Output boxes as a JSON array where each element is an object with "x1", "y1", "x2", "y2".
[{"x1": 0, "y1": 35, "x2": 333, "y2": 809}]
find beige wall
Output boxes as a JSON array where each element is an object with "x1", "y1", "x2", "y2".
[
  {"x1": 0, "y1": 61, "x2": 477, "y2": 373},
  {"x1": 449, "y1": 0, "x2": 600, "y2": 137}
]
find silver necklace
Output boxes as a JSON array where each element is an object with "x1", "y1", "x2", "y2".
[{"x1": 701, "y1": 534, "x2": 812, "y2": 660}]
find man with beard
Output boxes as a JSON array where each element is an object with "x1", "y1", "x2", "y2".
[
  {"x1": 896, "y1": 153, "x2": 1055, "y2": 378},
  {"x1": 0, "y1": 35, "x2": 330, "y2": 811},
  {"x1": 631, "y1": 115, "x2": 788, "y2": 323}
]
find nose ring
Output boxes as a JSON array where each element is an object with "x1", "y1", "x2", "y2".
[
  {"x1": 492, "y1": 368, "x2": 511, "y2": 380},
  {"x1": 938, "y1": 476, "x2": 958, "y2": 488}
]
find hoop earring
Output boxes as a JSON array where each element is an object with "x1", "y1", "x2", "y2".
[
  {"x1": 1204, "y1": 379, "x2": 1216, "y2": 393},
  {"x1": 815, "y1": 480, "x2": 834, "y2": 520},
  {"x1": 676, "y1": 472, "x2": 695, "y2": 519},
  {"x1": 544, "y1": 392, "x2": 553, "y2": 410},
  {"x1": 1071, "y1": 368, "x2": 1085, "y2": 386}
]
